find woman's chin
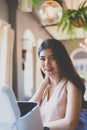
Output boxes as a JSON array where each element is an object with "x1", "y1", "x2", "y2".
[{"x1": 46, "y1": 72, "x2": 53, "y2": 77}]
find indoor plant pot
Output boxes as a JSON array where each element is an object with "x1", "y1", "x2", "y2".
[{"x1": 57, "y1": 0, "x2": 87, "y2": 35}]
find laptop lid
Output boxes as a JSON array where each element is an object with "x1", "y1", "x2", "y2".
[{"x1": 17, "y1": 101, "x2": 43, "y2": 130}]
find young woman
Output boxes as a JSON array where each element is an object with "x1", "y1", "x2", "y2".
[{"x1": 30, "y1": 39, "x2": 85, "y2": 130}]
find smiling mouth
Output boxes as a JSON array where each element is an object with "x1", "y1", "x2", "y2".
[{"x1": 45, "y1": 68, "x2": 53, "y2": 72}]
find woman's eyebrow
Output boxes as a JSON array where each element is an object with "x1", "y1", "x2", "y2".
[
  {"x1": 48, "y1": 54, "x2": 55, "y2": 58},
  {"x1": 40, "y1": 54, "x2": 55, "y2": 58},
  {"x1": 39, "y1": 56, "x2": 44, "y2": 58}
]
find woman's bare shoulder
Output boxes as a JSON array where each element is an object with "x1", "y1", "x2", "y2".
[{"x1": 66, "y1": 80, "x2": 82, "y2": 96}]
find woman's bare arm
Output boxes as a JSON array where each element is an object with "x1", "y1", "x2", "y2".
[
  {"x1": 44, "y1": 81, "x2": 82, "y2": 130},
  {"x1": 29, "y1": 77, "x2": 50, "y2": 103}
]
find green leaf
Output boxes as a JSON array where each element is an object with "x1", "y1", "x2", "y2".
[
  {"x1": 78, "y1": 0, "x2": 87, "y2": 9},
  {"x1": 32, "y1": 0, "x2": 38, "y2": 6}
]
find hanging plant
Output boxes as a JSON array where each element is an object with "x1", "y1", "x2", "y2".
[
  {"x1": 57, "y1": 0, "x2": 87, "y2": 35},
  {"x1": 32, "y1": 0, "x2": 44, "y2": 7},
  {"x1": 32, "y1": 0, "x2": 38, "y2": 6}
]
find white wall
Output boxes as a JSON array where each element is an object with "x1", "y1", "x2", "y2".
[
  {"x1": 0, "y1": 0, "x2": 8, "y2": 22},
  {"x1": 16, "y1": 10, "x2": 52, "y2": 100}
]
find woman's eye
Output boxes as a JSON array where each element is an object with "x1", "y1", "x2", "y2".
[
  {"x1": 52, "y1": 56, "x2": 55, "y2": 59},
  {"x1": 50, "y1": 55, "x2": 55, "y2": 60},
  {"x1": 40, "y1": 57, "x2": 45, "y2": 61}
]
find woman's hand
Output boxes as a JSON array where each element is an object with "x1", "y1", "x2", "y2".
[
  {"x1": 40, "y1": 76, "x2": 50, "y2": 90},
  {"x1": 29, "y1": 76, "x2": 50, "y2": 103}
]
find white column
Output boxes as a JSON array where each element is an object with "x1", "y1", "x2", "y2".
[{"x1": 0, "y1": 20, "x2": 14, "y2": 87}]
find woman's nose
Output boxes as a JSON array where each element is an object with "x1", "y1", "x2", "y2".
[{"x1": 45, "y1": 58, "x2": 50, "y2": 66}]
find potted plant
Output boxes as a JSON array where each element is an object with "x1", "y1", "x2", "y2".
[{"x1": 57, "y1": 0, "x2": 87, "y2": 35}]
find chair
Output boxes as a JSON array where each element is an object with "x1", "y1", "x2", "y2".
[{"x1": 77, "y1": 109, "x2": 87, "y2": 130}]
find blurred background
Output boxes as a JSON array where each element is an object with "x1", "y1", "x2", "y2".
[{"x1": 0, "y1": 0, "x2": 87, "y2": 101}]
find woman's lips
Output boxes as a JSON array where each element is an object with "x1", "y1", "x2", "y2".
[{"x1": 45, "y1": 68, "x2": 53, "y2": 72}]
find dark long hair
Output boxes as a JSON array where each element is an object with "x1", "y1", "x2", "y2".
[{"x1": 38, "y1": 39, "x2": 85, "y2": 97}]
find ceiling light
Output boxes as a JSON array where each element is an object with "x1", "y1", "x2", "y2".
[{"x1": 39, "y1": 0, "x2": 63, "y2": 25}]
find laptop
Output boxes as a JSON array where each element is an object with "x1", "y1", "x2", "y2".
[
  {"x1": 17, "y1": 101, "x2": 43, "y2": 130},
  {"x1": 0, "y1": 85, "x2": 43, "y2": 130}
]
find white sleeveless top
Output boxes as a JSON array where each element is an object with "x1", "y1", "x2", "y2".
[{"x1": 40, "y1": 79, "x2": 67, "y2": 124}]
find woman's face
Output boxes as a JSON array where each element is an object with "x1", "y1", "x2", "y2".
[{"x1": 39, "y1": 48, "x2": 59, "y2": 78}]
